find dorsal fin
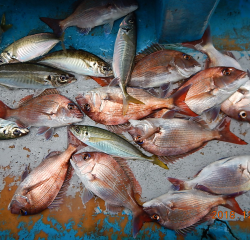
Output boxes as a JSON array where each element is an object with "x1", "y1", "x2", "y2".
[
  {"x1": 44, "y1": 151, "x2": 62, "y2": 160},
  {"x1": 37, "y1": 88, "x2": 60, "y2": 97},
  {"x1": 18, "y1": 94, "x2": 34, "y2": 107},
  {"x1": 189, "y1": 116, "x2": 210, "y2": 130},
  {"x1": 134, "y1": 43, "x2": 165, "y2": 64},
  {"x1": 113, "y1": 157, "x2": 142, "y2": 197}
]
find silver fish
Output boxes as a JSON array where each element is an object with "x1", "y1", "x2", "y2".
[
  {"x1": 38, "y1": 49, "x2": 113, "y2": 77},
  {"x1": 0, "y1": 63, "x2": 76, "y2": 89},
  {"x1": 0, "y1": 118, "x2": 29, "y2": 139},
  {"x1": 40, "y1": 0, "x2": 138, "y2": 36},
  {"x1": 112, "y1": 13, "x2": 143, "y2": 115},
  {"x1": 0, "y1": 33, "x2": 61, "y2": 64},
  {"x1": 168, "y1": 155, "x2": 250, "y2": 196}
]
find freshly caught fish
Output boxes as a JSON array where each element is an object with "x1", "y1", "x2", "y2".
[
  {"x1": 0, "y1": 63, "x2": 76, "y2": 89},
  {"x1": 8, "y1": 144, "x2": 77, "y2": 215},
  {"x1": 0, "y1": 33, "x2": 61, "y2": 64},
  {"x1": 143, "y1": 189, "x2": 243, "y2": 234},
  {"x1": 168, "y1": 155, "x2": 250, "y2": 196},
  {"x1": 71, "y1": 152, "x2": 151, "y2": 237},
  {"x1": 178, "y1": 67, "x2": 248, "y2": 118},
  {"x1": 38, "y1": 49, "x2": 113, "y2": 77},
  {"x1": 0, "y1": 89, "x2": 83, "y2": 140},
  {"x1": 128, "y1": 116, "x2": 247, "y2": 163},
  {"x1": 75, "y1": 85, "x2": 196, "y2": 126},
  {"x1": 40, "y1": 0, "x2": 138, "y2": 36},
  {"x1": 0, "y1": 13, "x2": 12, "y2": 44},
  {"x1": 112, "y1": 13, "x2": 143, "y2": 115},
  {"x1": 128, "y1": 44, "x2": 201, "y2": 88},
  {"x1": 0, "y1": 118, "x2": 29, "y2": 140},
  {"x1": 69, "y1": 125, "x2": 169, "y2": 170}
]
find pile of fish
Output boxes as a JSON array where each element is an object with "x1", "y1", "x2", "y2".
[{"x1": 1, "y1": 0, "x2": 250, "y2": 238}]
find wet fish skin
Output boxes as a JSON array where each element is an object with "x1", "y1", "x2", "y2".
[
  {"x1": 0, "y1": 89, "x2": 83, "y2": 140},
  {"x1": 38, "y1": 49, "x2": 113, "y2": 77},
  {"x1": 40, "y1": 0, "x2": 138, "y2": 36},
  {"x1": 128, "y1": 117, "x2": 247, "y2": 158},
  {"x1": 0, "y1": 118, "x2": 29, "y2": 139},
  {"x1": 143, "y1": 189, "x2": 243, "y2": 233},
  {"x1": 69, "y1": 125, "x2": 169, "y2": 170},
  {"x1": 75, "y1": 85, "x2": 196, "y2": 126},
  {"x1": 71, "y1": 152, "x2": 151, "y2": 237},
  {"x1": 8, "y1": 144, "x2": 77, "y2": 215},
  {"x1": 0, "y1": 33, "x2": 60, "y2": 64},
  {"x1": 168, "y1": 155, "x2": 250, "y2": 195},
  {"x1": 0, "y1": 63, "x2": 76, "y2": 89}
]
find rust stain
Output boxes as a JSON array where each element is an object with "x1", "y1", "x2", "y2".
[
  {"x1": 34, "y1": 231, "x2": 48, "y2": 240},
  {"x1": 53, "y1": 133, "x2": 59, "y2": 138},
  {"x1": 200, "y1": 152, "x2": 204, "y2": 155},
  {"x1": 9, "y1": 145, "x2": 15, "y2": 148},
  {"x1": 27, "y1": 155, "x2": 30, "y2": 158},
  {"x1": 23, "y1": 147, "x2": 31, "y2": 152},
  {"x1": 241, "y1": 131, "x2": 247, "y2": 137},
  {"x1": 229, "y1": 217, "x2": 250, "y2": 234}
]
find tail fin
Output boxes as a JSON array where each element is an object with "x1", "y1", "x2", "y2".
[
  {"x1": 40, "y1": 17, "x2": 63, "y2": 37},
  {"x1": 123, "y1": 94, "x2": 145, "y2": 115},
  {"x1": 223, "y1": 196, "x2": 244, "y2": 215},
  {"x1": 132, "y1": 207, "x2": 152, "y2": 238},
  {"x1": 0, "y1": 100, "x2": 10, "y2": 119},
  {"x1": 67, "y1": 126, "x2": 87, "y2": 152},
  {"x1": 170, "y1": 85, "x2": 198, "y2": 117},
  {"x1": 151, "y1": 155, "x2": 169, "y2": 170},
  {"x1": 182, "y1": 26, "x2": 212, "y2": 51},
  {"x1": 216, "y1": 117, "x2": 247, "y2": 145},
  {"x1": 167, "y1": 177, "x2": 186, "y2": 191}
]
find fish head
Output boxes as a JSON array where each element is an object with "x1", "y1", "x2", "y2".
[
  {"x1": 91, "y1": 60, "x2": 113, "y2": 77},
  {"x1": 119, "y1": 12, "x2": 136, "y2": 32},
  {"x1": 0, "y1": 51, "x2": 13, "y2": 64},
  {"x1": 70, "y1": 125, "x2": 89, "y2": 141},
  {"x1": 0, "y1": 124, "x2": 29, "y2": 139},
  {"x1": 49, "y1": 73, "x2": 77, "y2": 87},
  {"x1": 174, "y1": 52, "x2": 201, "y2": 77},
  {"x1": 8, "y1": 194, "x2": 30, "y2": 215},
  {"x1": 213, "y1": 67, "x2": 248, "y2": 92},
  {"x1": 232, "y1": 96, "x2": 250, "y2": 122},
  {"x1": 56, "y1": 98, "x2": 84, "y2": 124}
]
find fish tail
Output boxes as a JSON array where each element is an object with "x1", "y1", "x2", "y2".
[
  {"x1": 0, "y1": 100, "x2": 11, "y2": 119},
  {"x1": 151, "y1": 155, "x2": 169, "y2": 170},
  {"x1": 122, "y1": 93, "x2": 145, "y2": 116},
  {"x1": 182, "y1": 26, "x2": 212, "y2": 51},
  {"x1": 170, "y1": 85, "x2": 198, "y2": 117},
  {"x1": 132, "y1": 206, "x2": 152, "y2": 238},
  {"x1": 167, "y1": 177, "x2": 185, "y2": 191},
  {"x1": 40, "y1": 17, "x2": 63, "y2": 37},
  {"x1": 223, "y1": 195, "x2": 244, "y2": 215},
  {"x1": 216, "y1": 116, "x2": 247, "y2": 145}
]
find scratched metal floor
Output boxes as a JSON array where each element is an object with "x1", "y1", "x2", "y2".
[{"x1": 0, "y1": 0, "x2": 250, "y2": 239}]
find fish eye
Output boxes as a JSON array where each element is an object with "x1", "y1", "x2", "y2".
[
  {"x1": 222, "y1": 68, "x2": 231, "y2": 76},
  {"x1": 85, "y1": 131, "x2": 88, "y2": 136},
  {"x1": 82, "y1": 153, "x2": 91, "y2": 160},
  {"x1": 239, "y1": 111, "x2": 247, "y2": 119},
  {"x1": 20, "y1": 209, "x2": 27, "y2": 216},
  {"x1": 128, "y1": 19, "x2": 134, "y2": 23},
  {"x1": 151, "y1": 214, "x2": 160, "y2": 221},
  {"x1": 74, "y1": 126, "x2": 80, "y2": 133},
  {"x1": 3, "y1": 129, "x2": 7, "y2": 135},
  {"x1": 183, "y1": 54, "x2": 191, "y2": 60},
  {"x1": 67, "y1": 103, "x2": 75, "y2": 110},
  {"x1": 60, "y1": 75, "x2": 67, "y2": 81},
  {"x1": 13, "y1": 129, "x2": 21, "y2": 136},
  {"x1": 84, "y1": 103, "x2": 91, "y2": 112},
  {"x1": 134, "y1": 136, "x2": 144, "y2": 144},
  {"x1": 48, "y1": 75, "x2": 52, "y2": 80},
  {"x1": 103, "y1": 66, "x2": 109, "y2": 71}
]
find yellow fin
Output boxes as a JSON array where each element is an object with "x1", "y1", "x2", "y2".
[{"x1": 152, "y1": 155, "x2": 169, "y2": 170}]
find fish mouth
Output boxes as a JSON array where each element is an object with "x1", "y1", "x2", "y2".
[{"x1": 238, "y1": 71, "x2": 248, "y2": 79}]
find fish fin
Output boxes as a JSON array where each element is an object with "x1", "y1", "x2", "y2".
[
  {"x1": 222, "y1": 51, "x2": 236, "y2": 60},
  {"x1": 189, "y1": 116, "x2": 210, "y2": 130},
  {"x1": 151, "y1": 155, "x2": 169, "y2": 170},
  {"x1": 113, "y1": 157, "x2": 142, "y2": 196},
  {"x1": 59, "y1": 32, "x2": 67, "y2": 54},
  {"x1": 44, "y1": 151, "x2": 62, "y2": 160},
  {"x1": 0, "y1": 100, "x2": 11, "y2": 118},
  {"x1": 49, "y1": 164, "x2": 74, "y2": 209},
  {"x1": 109, "y1": 77, "x2": 120, "y2": 87},
  {"x1": 43, "y1": 128, "x2": 54, "y2": 140},
  {"x1": 158, "y1": 142, "x2": 208, "y2": 164},
  {"x1": 146, "y1": 88, "x2": 158, "y2": 97},
  {"x1": 194, "y1": 184, "x2": 215, "y2": 194},
  {"x1": 223, "y1": 196, "x2": 244, "y2": 215},
  {"x1": 216, "y1": 116, "x2": 247, "y2": 145},
  {"x1": 81, "y1": 187, "x2": 94, "y2": 205},
  {"x1": 204, "y1": 58, "x2": 210, "y2": 69},
  {"x1": 103, "y1": 21, "x2": 114, "y2": 35},
  {"x1": 161, "y1": 110, "x2": 175, "y2": 119},
  {"x1": 37, "y1": 126, "x2": 50, "y2": 135},
  {"x1": 18, "y1": 94, "x2": 34, "y2": 107},
  {"x1": 39, "y1": 17, "x2": 63, "y2": 37},
  {"x1": 167, "y1": 177, "x2": 185, "y2": 191},
  {"x1": 78, "y1": 27, "x2": 91, "y2": 35},
  {"x1": 105, "y1": 203, "x2": 123, "y2": 214},
  {"x1": 159, "y1": 83, "x2": 171, "y2": 98},
  {"x1": 193, "y1": 168, "x2": 203, "y2": 178},
  {"x1": 171, "y1": 85, "x2": 198, "y2": 117},
  {"x1": 67, "y1": 128, "x2": 87, "y2": 151},
  {"x1": 89, "y1": 76, "x2": 112, "y2": 87},
  {"x1": 203, "y1": 105, "x2": 221, "y2": 122},
  {"x1": 23, "y1": 177, "x2": 51, "y2": 193},
  {"x1": 21, "y1": 165, "x2": 31, "y2": 181},
  {"x1": 106, "y1": 123, "x2": 131, "y2": 134},
  {"x1": 16, "y1": 120, "x2": 28, "y2": 129},
  {"x1": 37, "y1": 88, "x2": 60, "y2": 97},
  {"x1": 182, "y1": 26, "x2": 212, "y2": 51},
  {"x1": 123, "y1": 94, "x2": 145, "y2": 115},
  {"x1": 133, "y1": 207, "x2": 152, "y2": 238}
]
